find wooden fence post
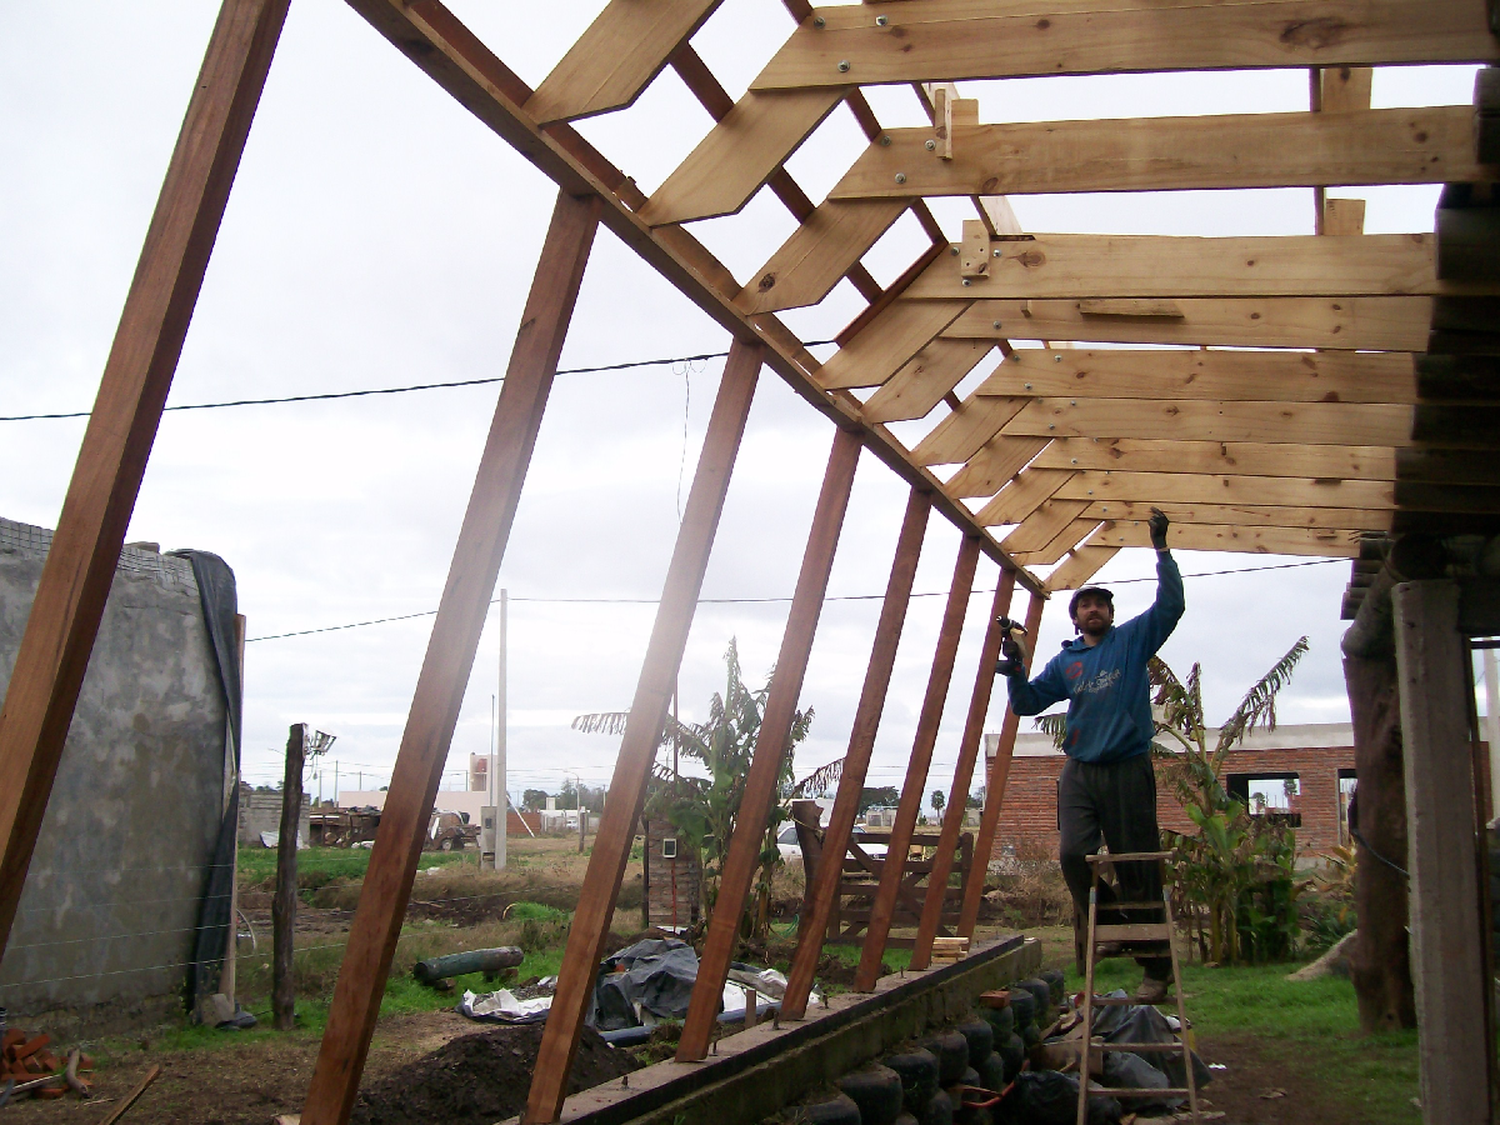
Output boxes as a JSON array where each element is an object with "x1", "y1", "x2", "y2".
[
  {"x1": 676, "y1": 427, "x2": 862, "y2": 1062},
  {"x1": 960, "y1": 588, "x2": 1044, "y2": 936},
  {"x1": 910, "y1": 579, "x2": 1016, "y2": 970},
  {"x1": 0, "y1": 0, "x2": 290, "y2": 957},
  {"x1": 525, "y1": 340, "x2": 761, "y2": 1124},
  {"x1": 272, "y1": 723, "x2": 306, "y2": 1031},
  {"x1": 300, "y1": 190, "x2": 600, "y2": 1125},
  {"x1": 780, "y1": 488, "x2": 931, "y2": 1021},
  {"x1": 855, "y1": 537, "x2": 981, "y2": 991},
  {"x1": 1393, "y1": 579, "x2": 1492, "y2": 1125}
]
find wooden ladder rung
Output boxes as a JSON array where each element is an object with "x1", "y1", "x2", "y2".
[
  {"x1": 1086, "y1": 851, "x2": 1173, "y2": 863},
  {"x1": 1097, "y1": 1041, "x2": 1188, "y2": 1053},
  {"x1": 1094, "y1": 923, "x2": 1172, "y2": 942},
  {"x1": 1096, "y1": 1087, "x2": 1196, "y2": 1098}
]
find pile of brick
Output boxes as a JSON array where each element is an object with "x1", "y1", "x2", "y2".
[{"x1": 2, "y1": 1029, "x2": 93, "y2": 1100}]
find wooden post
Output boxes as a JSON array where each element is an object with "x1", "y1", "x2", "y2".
[
  {"x1": 301, "y1": 190, "x2": 600, "y2": 1125},
  {"x1": 676, "y1": 428, "x2": 862, "y2": 1062},
  {"x1": 524, "y1": 341, "x2": 761, "y2": 1124},
  {"x1": 273, "y1": 723, "x2": 306, "y2": 1031},
  {"x1": 960, "y1": 587, "x2": 1044, "y2": 936},
  {"x1": 0, "y1": 0, "x2": 289, "y2": 958},
  {"x1": 1393, "y1": 580, "x2": 1491, "y2": 1124},
  {"x1": 780, "y1": 488, "x2": 932, "y2": 1021},
  {"x1": 910, "y1": 580, "x2": 1016, "y2": 970},
  {"x1": 855, "y1": 536, "x2": 982, "y2": 992}
]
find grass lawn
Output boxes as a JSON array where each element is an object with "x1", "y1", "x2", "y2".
[{"x1": 1060, "y1": 949, "x2": 1421, "y2": 1123}]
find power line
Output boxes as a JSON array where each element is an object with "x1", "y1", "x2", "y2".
[
  {"x1": 0, "y1": 343, "x2": 835, "y2": 422},
  {"x1": 245, "y1": 557, "x2": 1344, "y2": 643}
]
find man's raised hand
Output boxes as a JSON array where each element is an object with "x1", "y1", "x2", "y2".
[{"x1": 1148, "y1": 506, "x2": 1170, "y2": 550}]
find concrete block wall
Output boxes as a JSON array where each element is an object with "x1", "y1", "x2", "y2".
[
  {"x1": 238, "y1": 785, "x2": 311, "y2": 846},
  {"x1": 0, "y1": 518, "x2": 228, "y2": 1032}
]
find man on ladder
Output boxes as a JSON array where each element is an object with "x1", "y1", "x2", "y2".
[{"x1": 1000, "y1": 508, "x2": 1183, "y2": 1004}]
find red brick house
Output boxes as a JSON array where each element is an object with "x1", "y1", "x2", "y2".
[{"x1": 985, "y1": 722, "x2": 1358, "y2": 863}]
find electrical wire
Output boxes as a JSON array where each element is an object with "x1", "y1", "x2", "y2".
[{"x1": 245, "y1": 558, "x2": 1345, "y2": 643}]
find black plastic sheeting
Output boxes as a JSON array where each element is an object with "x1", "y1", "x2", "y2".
[
  {"x1": 1089, "y1": 990, "x2": 1213, "y2": 1093},
  {"x1": 169, "y1": 550, "x2": 243, "y2": 1015},
  {"x1": 594, "y1": 939, "x2": 700, "y2": 1031}
]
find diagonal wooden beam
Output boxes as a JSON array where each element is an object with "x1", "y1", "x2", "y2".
[
  {"x1": 1008, "y1": 516, "x2": 1101, "y2": 565},
  {"x1": 0, "y1": 0, "x2": 290, "y2": 956},
  {"x1": 912, "y1": 395, "x2": 1028, "y2": 466},
  {"x1": 818, "y1": 300, "x2": 972, "y2": 391},
  {"x1": 525, "y1": 341, "x2": 761, "y2": 1122},
  {"x1": 340, "y1": 0, "x2": 1048, "y2": 595},
  {"x1": 941, "y1": 297, "x2": 1432, "y2": 351},
  {"x1": 736, "y1": 198, "x2": 909, "y2": 314},
  {"x1": 855, "y1": 539, "x2": 986, "y2": 992},
  {"x1": 945, "y1": 436, "x2": 1051, "y2": 498},
  {"x1": 302, "y1": 191, "x2": 602, "y2": 1125},
  {"x1": 641, "y1": 88, "x2": 846, "y2": 226},
  {"x1": 755, "y1": 2, "x2": 1498, "y2": 90},
  {"x1": 1045, "y1": 545, "x2": 1120, "y2": 593},
  {"x1": 974, "y1": 349, "x2": 1416, "y2": 404},
  {"x1": 974, "y1": 469, "x2": 1075, "y2": 526},
  {"x1": 1025, "y1": 437, "x2": 1395, "y2": 481},
  {"x1": 861, "y1": 340, "x2": 994, "y2": 424},
  {"x1": 781, "y1": 487, "x2": 930, "y2": 1021},
  {"x1": 1054, "y1": 472, "x2": 1394, "y2": 509},
  {"x1": 525, "y1": 0, "x2": 722, "y2": 124},
  {"x1": 1087, "y1": 520, "x2": 1363, "y2": 557},
  {"x1": 960, "y1": 590, "x2": 1046, "y2": 936},
  {"x1": 910, "y1": 581, "x2": 1015, "y2": 970},
  {"x1": 999, "y1": 501, "x2": 1094, "y2": 554},
  {"x1": 677, "y1": 428, "x2": 862, "y2": 1061},
  {"x1": 1000, "y1": 398, "x2": 1415, "y2": 447},
  {"x1": 903, "y1": 233, "x2": 1462, "y2": 301},
  {"x1": 829, "y1": 106, "x2": 1485, "y2": 200}
]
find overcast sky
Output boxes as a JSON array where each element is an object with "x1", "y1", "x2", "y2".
[{"x1": 2, "y1": 4, "x2": 1485, "y2": 807}]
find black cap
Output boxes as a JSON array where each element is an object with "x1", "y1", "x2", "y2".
[{"x1": 1068, "y1": 585, "x2": 1114, "y2": 620}]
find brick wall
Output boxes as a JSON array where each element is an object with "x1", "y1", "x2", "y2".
[
  {"x1": 642, "y1": 818, "x2": 701, "y2": 929},
  {"x1": 993, "y1": 744, "x2": 1355, "y2": 860}
]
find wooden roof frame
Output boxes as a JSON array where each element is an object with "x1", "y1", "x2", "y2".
[{"x1": 1, "y1": 4, "x2": 1498, "y2": 1125}]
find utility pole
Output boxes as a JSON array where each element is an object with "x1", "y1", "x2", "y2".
[{"x1": 497, "y1": 589, "x2": 508, "y2": 870}]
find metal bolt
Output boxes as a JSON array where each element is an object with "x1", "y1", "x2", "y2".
[
  {"x1": 994, "y1": 249, "x2": 1002, "y2": 257},
  {"x1": 1070, "y1": 399, "x2": 1077, "y2": 406},
  {"x1": 813, "y1": 15, "x2": 825, "y2": 26},
  {"x1": 992, "y1": 320, "x2": 1002, "y2": 330},
  {"x1": 1054, "y1": 354, "x2": 1063, "y2": 362},
  {"x1": 1024, "y1": 382, "x2": 1032, "y2": 390},
  {"x1": 1071, "y1": 458, "x2": 1079, "y2": 465},
  {"x1": 838, "y1": 59, "x2": 851, "y2": 72},
  {"x1": 876, "y1": 14, "x2": 888, "y2": 25},
  {"x1": 962, "y1": 278, "x2": 971, "y2": 286},
  {"x1": 950, "y1": 247, "x2": 959, "y2": 256},
  {"x1": 1048, "y1": 423, "x2": 1056, "y2": 430},
  {"x1": 894, "y1": 172, "x2": 906, "y2": 184},
  {"x1": 925, "y1": 139, "x2": 936, "y2": 151},
  {"x1": 880, "y1": 134, "x2": 892, "y2": 146}
]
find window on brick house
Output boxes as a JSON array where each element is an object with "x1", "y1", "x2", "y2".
[{"x1": 1227, "y1": 772, "x2": 1302, "y2": 828}]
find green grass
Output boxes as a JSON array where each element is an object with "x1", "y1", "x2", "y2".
[
  {"x1": 235, "y1": 845, "x2": 468, "y2": 893},
  {"x1": 1063, "y1": 955, "x2": 1420, "y2": 1122}
]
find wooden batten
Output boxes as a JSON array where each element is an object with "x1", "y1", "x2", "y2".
[{"x1": 861, "y1": 339, "x2": 995, "y2": 424}]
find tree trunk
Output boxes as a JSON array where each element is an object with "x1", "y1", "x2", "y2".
[{"x1": 1344, "y1": 654, "x2": 1417, "y2": 1032}]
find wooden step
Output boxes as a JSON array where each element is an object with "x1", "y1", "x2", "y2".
[
  {"x1": 1094, "y1": 923, "x2": 1173, "y2": 942},
  {"x1": 1097, "y1": 1041, "x2": 1189, "y2": 1053},
  {"x1": 1087, "y1": 851, "x2": 1173, "y2": 864}
]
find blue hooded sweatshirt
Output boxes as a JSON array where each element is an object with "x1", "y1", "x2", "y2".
[{"x1": 1007, "y1": 551, "x2": 1184, "y2": 764}]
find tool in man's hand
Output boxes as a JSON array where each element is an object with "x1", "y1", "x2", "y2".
[{"x1": 994, "y1": 616, "x2": 1028, "y2": 677}]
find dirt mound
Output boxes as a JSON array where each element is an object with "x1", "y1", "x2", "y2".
[{"x1": 349, "y1": 1022, "x2": 637, "y2": 1125}]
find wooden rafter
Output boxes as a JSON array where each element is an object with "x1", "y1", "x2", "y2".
[
  {"x1": 1086, "y1": 520, "x2": 1363, "y2": 557},
  {"x1": 1022, "y1": 438, "x2": 1397, "y2": 481},
  {"x1": 753, "y1": 0, "x2": 1498, "y2": 90},
  {"x1": 830, "y1": 107, "x2": 1486, "y2": 200}
]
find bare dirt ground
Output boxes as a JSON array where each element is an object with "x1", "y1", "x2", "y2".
[{"x1": 2, "y1": 842, "x2": 1376, "y2": 1125}]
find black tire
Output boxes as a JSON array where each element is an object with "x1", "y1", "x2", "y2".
[
  {"x1": 895, "y1": 1114, "x2": 918, "y2": 1125},
  {"x1": 1016, "y1": 978, "x2": 1051, "y2": 1021},
  {"x1": 797, "y1": 1094, "x2": 862, "y2": 1125},
  {"x1": 997, "y1": 1033, "x2": 1026, "y2": 1082},
  {"x1": 922, "y1": 1032, "x2": 970, "y2": 1084},
  {"x1": 958, "y1": 1066, "x2": 981, "y2": 1089},
  {"x1": 1006, "y1": 989, "x2": 1036, "y2": 1030},
  {"x1": 1039, "y1": 968, "x2": 1066, "y2": 1005},
  {"x1": 438, "y1": 837, "x2": 455, "y2": 852},
  {"x1": 919, "y1": 1088, "x2": 954, "y2": 1125},
  {"x1": 836, "y1": 1065, "x2": 905, "y2": 1125},
  {"x1": 883, "y1": 1050, "x2": 940, "y2": 1113},
  {"x1": 977, "y1": 1052, "x2": 1006, "y2": 1093},
  {"x1": 956, "y1": 1018, "x2": 994, "y2": 1067},
  {"x1": 980, "y1": 1004, "x2": 1014, "y2": 1037}
]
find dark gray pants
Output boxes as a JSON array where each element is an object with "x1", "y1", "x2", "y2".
[{"x1": 1059, "y1": 753, "x2": 1172, "y2": 981}]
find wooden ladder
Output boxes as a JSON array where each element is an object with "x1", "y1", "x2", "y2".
[{"x1": 1075, "y1": 850, "x2": 1200, "y2": 1125}]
